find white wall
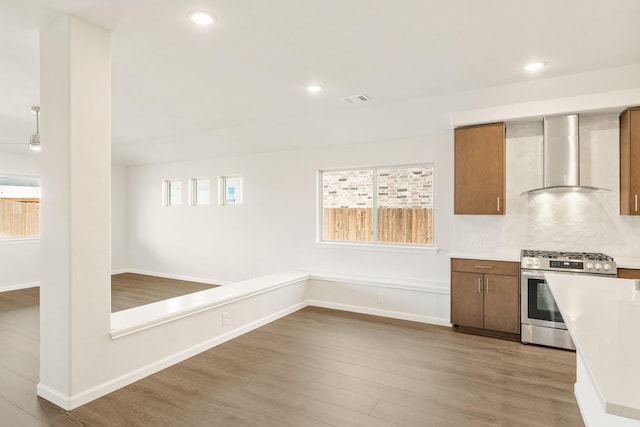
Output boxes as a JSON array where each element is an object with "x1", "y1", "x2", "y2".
[
  {"x1": 0, "y1": 151, "x2": 40, "y2": 291},
  {"x1": 126, "y1": 135, "x2": 454, "y2": 286},
  {"x1": 111, "y1": 163, "x2": 128, "y2": 272}
]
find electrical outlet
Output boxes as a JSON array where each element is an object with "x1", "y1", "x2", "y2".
[
  {"x1": 377, "y1": 292, "x2": 384, "y2": 303},
  {"x1": 222, "y1": 312, "x2": 229, "y2": 326}
]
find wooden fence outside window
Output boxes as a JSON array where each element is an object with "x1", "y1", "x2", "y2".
[
  {"x1": 0, "y1": 198, "x2": 40, "y2": 237},
  {"x1": 323, "y1": 207, "x2": 433, "y2": 244}
]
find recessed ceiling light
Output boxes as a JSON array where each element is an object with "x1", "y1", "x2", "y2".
[
  {"x1": 190, "y1": 11, "x2": 215, "y2": 26},
  {"x1": 523, "y1": 62, "x2": 545, "y2": 73},
  {"x1": 307, "y1": 84, "x2": 323, "y2": 94}
]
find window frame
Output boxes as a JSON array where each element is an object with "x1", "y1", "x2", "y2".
[{"x1": 317, "y1": 163, "x2": 436, "y2": 252}]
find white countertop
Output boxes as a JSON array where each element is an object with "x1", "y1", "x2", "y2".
[
  {"x1": 614, "y1": 256, "x2": 640, "y2": 270},
  {"x1": 449, "y1": 251, "x2": 520, "y2": 263},
  {"x1": 110, "y1": 271, "x2": 309, "y2": 338},
  {"x1": 545, "y1": 273, "x2": 640, "y2": 421}
]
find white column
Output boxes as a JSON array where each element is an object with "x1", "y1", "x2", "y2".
[{"x1": 38, "y1": 15, "x2": 111, "y2": 408}]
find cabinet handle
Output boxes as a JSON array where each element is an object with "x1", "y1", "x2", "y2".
[
  {"x1": 477, "y1": 278, "x2": 481, "y2": 293},
  {"x1": 486, "y1": 277, "x2": 489, "y2": 293},
  {"x1": 635, "y1": 194, "x2": 638, "y2": 212},
  {"x1": 474, "y1": 265, "x2": 492, "y2": 269},
  {"x1": 497, "y1": 196, "x2": 501, "y2": 213}
]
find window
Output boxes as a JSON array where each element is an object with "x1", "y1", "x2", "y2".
[
  {"x1": 190, "y1": 178, "x2": 210, "y2": 206},
  {"x1": 320, "y1": 165, "x2": 433, "y2": 245},
  {"x1": 0, "y1": 175, "x2": 40, "y2": 238},
  {"x1": 220, "y1": 176, "x2": 243, "y2": 205},
  {"x1": 163, "y1": 180, "x2": 182, "y2": 206}
]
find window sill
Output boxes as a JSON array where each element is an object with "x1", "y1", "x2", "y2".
[
  {"x1": 315, "y1": 241, "x2": 439, "y2": 255},
  {"x1": 0, "y1": 237, "x2": 40, "y2": 245}
]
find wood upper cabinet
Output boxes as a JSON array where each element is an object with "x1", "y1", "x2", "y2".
[
  {"x1": 454, "y1": 123, "x2": 506, "y2": 215},
  {"x1": 620, "y1": 107, "x2": 640, "y2": 215},
  {"x1": 451, "y1": 258, "x2": 520, "y2": 337}
]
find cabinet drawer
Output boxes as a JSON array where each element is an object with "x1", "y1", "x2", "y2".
[
  {"x1": 451, "y1": 258, "x2": 519, "y2": 276},
  {"x1": 618, "y1": 268, "x2": 640, "y2": 279}
]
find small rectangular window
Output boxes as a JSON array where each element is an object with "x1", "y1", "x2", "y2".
[
  {"x1": 0, "y1": 175, "x2": 40, "y2": 238},
  {"x1": 163, "y1": 180, "x2": 182, "y2": 206},
  {"x1": 320, "y1": 165, "x2": 433, "y2": 245},
  {"x1": 220, "y1": 176, "x2": 243, "y2": 205},
  {"x1": 190, "y1": 178, "x2": 210, "y2": 206}
]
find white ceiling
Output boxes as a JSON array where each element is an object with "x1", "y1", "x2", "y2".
[{"x1": 1, "y1": 0, "x2": 640, "y2": 164}]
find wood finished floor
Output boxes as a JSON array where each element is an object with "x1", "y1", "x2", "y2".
[
  {"x1": 111, "y1": 273, "x2": 216, "y2": 312},
  {"x1": 0, "y1": 286, "x2": 584, "y2": 426}
]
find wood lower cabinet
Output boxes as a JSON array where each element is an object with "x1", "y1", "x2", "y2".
[
  {"x1": 451, "y1": 258, "x2": 520, "y2": 339},
  {"x1": 620, "y1": 107, "x2": 640, "y2": 215},
  {"x1": 454, "y1": 123, "x2": 506, "y2": 215},
  {"x1": 618, "y1": 268, "x2": 640, "y2": 279}
]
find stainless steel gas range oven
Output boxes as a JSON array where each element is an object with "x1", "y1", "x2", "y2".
[{"x1": 520, "y1": 249, "x2": 617, "y2": 350}]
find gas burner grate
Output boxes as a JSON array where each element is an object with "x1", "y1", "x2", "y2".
[{"x1": 521, "y1": 249, "x2": 614, "y2": 262}]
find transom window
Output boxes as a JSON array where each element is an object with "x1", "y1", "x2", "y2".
[
  {"x1": 190, "y1": 178, "x2": 210, "y2": 206},
  {"x1": 163, "y1": 180, "x2": 182, "y2": 206},
  {"x1": 320, "y1": 165, "x2": 433, "y2": 245},
  {"x1": 220, "y1": 176, "x2": 243, "y2": 205}
]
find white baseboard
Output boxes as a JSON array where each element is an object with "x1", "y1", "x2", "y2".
[
  {"x1": 110, "y1": 268, "x2": 128, "y2": 275},
  {"x1": 0, "y1": 281, "x2": 39, "y2": 293},
  {"x1": 310, "y1": 272, "x2": 449, "y2": 293},
  {"x1": 118, "y1": 268, "x2": 231, "y2": 286},
  {"x1": 307, "y1": 299, "x2": 450, "y2": 327},
  {"x1": 40, "y1": 301, "x2": 307, "y2": 410},
  {"x1": 36, "y1": 383, "x2": 72, "y2": 410}
]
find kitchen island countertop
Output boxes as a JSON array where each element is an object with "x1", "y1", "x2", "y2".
[{"x1": 546, "y1": 273, "x2": 640, "y2": 425}]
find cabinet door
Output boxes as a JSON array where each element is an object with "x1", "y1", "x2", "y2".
[
  {"x1": 451, "y1": 271, "x2": 484, "y2": 329},
  {"x1": 483, "y1": 274, "x2": 519, "y2": 334},
  {"x1": 454, "y1": 123, "x2": 505, "y2": 215},
  {"x1": 620, "y1": 108, "x2": 640, "y2": 215}
]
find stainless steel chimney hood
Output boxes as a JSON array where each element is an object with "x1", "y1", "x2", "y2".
[{"x1": 524, "y1": 114, "x2": 610, "y2": 194}]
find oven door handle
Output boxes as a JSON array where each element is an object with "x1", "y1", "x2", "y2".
[{"x1": 521, "y1": 270, "x2": 546, "y2": 280}]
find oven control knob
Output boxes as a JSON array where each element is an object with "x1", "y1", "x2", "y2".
[
  {"x1": 603, "y1": 263, "x2": 611, "y2": 271},
  {"x1": 586, "y1": 262, "x2": 593, "y2": 270},
  {"x1": 595, "y1": 263, "x2": 602, "y2": 271}
]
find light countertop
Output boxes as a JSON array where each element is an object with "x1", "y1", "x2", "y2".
[
  {"x1": 545, "y1": 273, "x2": 640, "y2": 421},
  {"x1": 449, "y1": 251, "x2": 520, "y2": 263},
  {"x1": 614, "y1": 256, "x2": 640, "y2": 270}
]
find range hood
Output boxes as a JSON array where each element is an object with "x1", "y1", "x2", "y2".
[{"x1": 525, "y1": 114, "x2": 610, "y2": 194}]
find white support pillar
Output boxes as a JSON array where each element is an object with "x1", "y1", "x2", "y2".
[{"x1": 38, "y1": 15, "x2": 111, "y2": 409}]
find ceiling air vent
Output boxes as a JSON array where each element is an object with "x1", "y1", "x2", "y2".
[{"x1": 342, "y1": 94, "x2": 371, "y2": 104}]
